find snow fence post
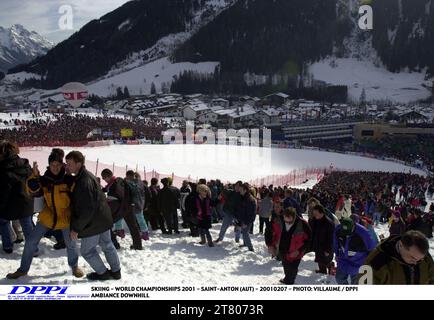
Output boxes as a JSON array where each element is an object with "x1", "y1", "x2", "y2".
[{"x1": 95, "y1": 158, "x2": 99, "y2": 176}]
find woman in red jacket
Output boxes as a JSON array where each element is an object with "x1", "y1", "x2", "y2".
[{"x1": 266, "y1": 207, "x2": 312, "y2": 285}]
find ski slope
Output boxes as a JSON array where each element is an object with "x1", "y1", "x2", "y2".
[{"x1": 20, "y1": 144, "x2": 426, "y2": 186}]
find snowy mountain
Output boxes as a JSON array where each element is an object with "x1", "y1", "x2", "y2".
[
  {"x1": 172, "y1": 0, "x2": 434, "y2": 101},
  {"x1": 8, "y1": 0, "x2": 236, "y2": 89},
  {"x1": 304, "y1": 0, "x2": 434, "y2": 103},
  {"x1": 3, "y1": 0, "x2": 434, "y2": 103},
  {"x1": 0, "y1": 24, "x2": 53, "y2": 73}
]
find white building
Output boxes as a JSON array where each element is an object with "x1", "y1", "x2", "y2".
[
  {"x1": 282, "y1": 121, "x2": 365, "y2": 142},
  {"x1": 183, "y1": 103, "x2": 210, "y2": 120},
  {"x1": 258, "y1": 108, "x2": 281, "y2": 125},
  {"x1": 227, "y1": 105, "x2": 257, "y2": 128}
]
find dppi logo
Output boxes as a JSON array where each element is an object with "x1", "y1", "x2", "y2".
[{"x1": 10, "y1": 286, "x2": 69, "y2": 295}]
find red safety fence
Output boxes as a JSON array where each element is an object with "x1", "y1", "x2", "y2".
[
  {"x1": 248, "y1": 167, "x2": 329, "y2": 188},
  {"x1": 20, "y1": 144, "x2": 342, "y2": 188}
]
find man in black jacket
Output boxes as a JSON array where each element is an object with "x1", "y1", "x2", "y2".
[
  {"x1": 148, "y1": 178, "x2": 164, "y2": 231},
  {"x1": 101, "y1": 169, "x2": 142, "y2": 250},
  {"x1": 168, "y1": 177, "x2": 181, "y2": 234},
  {"x1": 66, "y1": 151, "x2": 121, "y2": 281},
  {"x1": 159, "y1": 178, "x2": 179, "y2": 234},
  {"x1": 309, "y1": 204, "x2": 335, "y2": 274},
  {"x1": 0, "y1": 141, "x2": 34, "y2": 254},
  {"x1": 408, "y1": 210, "x2": 433, "y2": 239}
]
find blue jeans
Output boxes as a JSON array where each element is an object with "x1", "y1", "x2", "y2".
[
  {"x1": 335, "y1": 268, "x2": 359, "y2": 285},
  {"x1": 19, "y1": 216, "x2": 34, "y2": 239},
  {"x1": 249, "y1": 216, "x2": 256, "y2": 234},
  {"x1": 135, "y1": 210, "x2": 149, "y2": 233},
  {"x1": 241, "y1": 223, "x2": 253, "y2": 249},
  {"x1": 235, "y1": 226, "x2": 241, "y2": 242},
  {"x1": 216, "y1": 203, "x2": 224, "y2": 220},
  {"x1": 0, "y1": 219, "x2": 13, "y2": 251},
  {"x1": 373, "y1": 212, "x2": 381, "y2": 225},
  {"x1": 218, "y1": 211, "x2": 234, "y2": 241},
  {"x1": 19, "y1": 223, "x2": 79, "y2": 273},
  {"x1": 80, "y1": 230, "x2": 121, "y2": 275}
]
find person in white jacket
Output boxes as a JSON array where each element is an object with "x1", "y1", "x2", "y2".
[{"x1": 342, "y1": 195, "x2": 352, "y2": 219}]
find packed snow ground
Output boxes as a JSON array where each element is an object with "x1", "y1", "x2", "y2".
[{"x1": 0, "y1": 195, "x2": 432, "y2": 286}]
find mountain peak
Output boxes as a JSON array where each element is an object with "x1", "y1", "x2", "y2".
[
  {"x1": 11, "y1": 24, "x2": 26, "y2": 31},
  {"x1": 0, "y1": 24, "x2": 53, "y2": 73}
]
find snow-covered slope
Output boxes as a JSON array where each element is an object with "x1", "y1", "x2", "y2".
[
  {"x1": 308, "y1": 58, "x2": 432, "y2": 104},
  {"x1": 86, "y1": 0, "x2": 236, "y2": 96},
  {"x1": 2, "y1": 0, "x2": 433, "y2": 103},
  {"x1": 88, "y1": 57, "x2": 219, "y2": 96},
  {"x1": 306, "y1": 0, "x2": 433, "y2": 104},
  {"x1": 106, "y1": 0, "x2": 237, "y2": 77},
  {"x1": 0, "y1": 24, "x2": 53, "y2": 72},
  {"x1": 0, "y1": 0, "x2": 235, "y2": 98},
  {"x1": 19, "y1": 144, "x2": 426, "y2": 186}
]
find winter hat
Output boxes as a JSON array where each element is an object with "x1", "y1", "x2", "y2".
[
  {"x1": 48, "y1": 148, "x2": 64, "y2": 164},
  {"x1": 393, "y1": 211, "x2": 401, "y2": 218},
  {"x1": 340, "y1": 218, "x2": 354, "y2": 236}
]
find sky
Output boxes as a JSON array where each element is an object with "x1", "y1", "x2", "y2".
[{"x1": 0, "y1": 0, "x2": 132, "y2": 43}]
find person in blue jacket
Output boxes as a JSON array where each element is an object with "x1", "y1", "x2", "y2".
[{"x1": 333, "y1": 217, "x2": 376, "y2": 285}]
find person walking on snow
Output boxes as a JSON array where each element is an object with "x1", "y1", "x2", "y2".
[
  {"x1": 235, "y1": 183, "x2": 257, "y2": 252},
  {"x1": 266, "y1": 208, "x2": 311, "y2": 285},
  {"x1": 66, "y1": 151, "x2": 121, "y2": 281}
]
